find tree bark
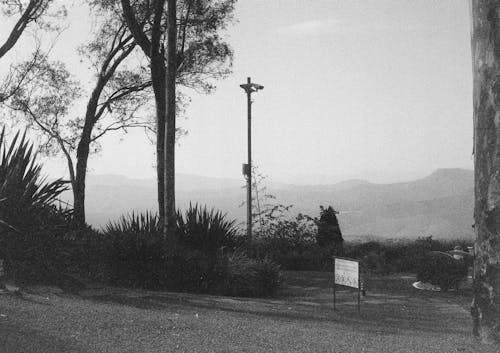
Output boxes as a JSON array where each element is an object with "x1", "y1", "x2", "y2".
[
  {"x1": 471, "y1": 0, "x2": 500, "y2": 344},
  {"x1": 164, "y1": 0, "x2": 177, "y2": 238}
]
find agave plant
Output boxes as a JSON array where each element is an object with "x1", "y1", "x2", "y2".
[
  {"x1": 176, "y1": 203, "x2": 239, "y2": 254},
  {"x1": 0, "y1": 128, "x2": 69, "y2": 231},
  {"x1": 104, "y1": 211, "x2": 161, "y2": 236}
]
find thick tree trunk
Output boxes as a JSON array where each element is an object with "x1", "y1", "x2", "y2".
[
  {"x1": 164, "y1": 0, "x2": 177, "y2": 238},
  {"x1": 73, "y1": 82, "x2": 106, "y2": 228},
  {"x1": 74, "y1": 130, "x2": 91, "y2": 228},
  {"x1": 471, "y1": 0, "x2": 500, "y2": 344}
]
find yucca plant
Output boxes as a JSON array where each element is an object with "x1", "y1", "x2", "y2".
[
  {"x1": 0, "y1": 128, "x2": 77, "y2": 285},
  {"x1": 103, "y1": 211, "x2": 166, "y2": 288},
  {"x1": 104, "y1": 211, "x2": 161, "y2": 236},
  {"x1": 176, "y1": 203, "x2": 239, "y2": 255},
  {"x1": 0, "y1": 128, "x2": 69, "y2": 231}
]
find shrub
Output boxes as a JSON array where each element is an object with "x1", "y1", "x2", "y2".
[
  {"x1": 98, "y1": 207, "x2": 281, "y2": 297},
  {"x1": 167, "y1": 248, "x2": 227, "y2": 293},
  {"x1": 224, "y1": 251, "x2": 281, "y2": 297},
  {"x1": 102, "y1": 212, "x2": 165, "y2": 288},
  {"x1": 177, "y1": 204, "x2": 240, "y2": 254},
  {"x1": 316, "y1": 206, "x2": 343, "y2": 255},
  {"x1": 0, "y1": 129, "x2": 75, "y2": 284},
  {"x1": 416, "y1": 253, "x2": 468, "y2": 291},
  {"x1": 0, "y1": 129, "x2": 69, "y2": 232}
]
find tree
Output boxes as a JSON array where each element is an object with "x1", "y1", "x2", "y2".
[
  {"x1": 0, "y1": 1, "x2": 65, "y2": 104},
  {"x1": 4, "y1": 1, "x2": 233, "y2": 228},
  {"x1": 164, "y1": 0, "x2": 177, "y2": 236},
  {"x1": 0, "y1": 0, "x2": 54, "y2": 59},
  {"x1": 316, "y1": 206, "x2": 343, "y2": 255},
  {"x1": 119, "y1": 0, "x2": 235, "y2": 232},
  {"x1": 6, "y1": 7, "x2": 152, "y2": 227},
  {"x1": 470, "y1": 0, "x2": 500, "y2": 344}
]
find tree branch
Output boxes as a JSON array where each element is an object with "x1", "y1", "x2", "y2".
[
  {"x1": 120, "y1": 0, "x2": 152, "y2": 56},
  {"x1": 0, "y1": 0, "x2": 47, "y2": 58}
]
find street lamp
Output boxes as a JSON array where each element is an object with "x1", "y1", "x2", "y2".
[{"x1": 240, "y1": 77, "x2": 264, "y2": 242}]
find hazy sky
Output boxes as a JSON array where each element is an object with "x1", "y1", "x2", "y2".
[{"x1": 4, "y1": 0, "x2": 473, "y2": 184}]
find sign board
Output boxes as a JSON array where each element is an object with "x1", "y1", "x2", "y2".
[
  {"x1": 334, "y1": 258, "x2": 359, "y2": 288},
  {"x1": 333, "y1": 256, "x2": 361, "y2": 313},
  {"x1": 0, "y1": 259, "x2": 4, "y2": 277}
]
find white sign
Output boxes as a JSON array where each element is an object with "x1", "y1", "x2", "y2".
[{"x1": 334, "y1": 258, "x2": 359, "y2": 288}]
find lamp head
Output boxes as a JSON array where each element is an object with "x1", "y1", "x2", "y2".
[{"x1": 240, "y1": 82, "x2": 264, "y2": 94}]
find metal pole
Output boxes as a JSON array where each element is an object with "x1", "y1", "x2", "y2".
[
  {"x1": 333, "y1": 257, "x2": 336, "y2": 311},
  {"x1": 246, "y1": 77, "x2": 252, "y2": 242},
  {"x1": 358, "y1": 266, "x2": 361, "y2": 314}
]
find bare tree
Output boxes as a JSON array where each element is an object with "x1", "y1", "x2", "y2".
[{"x1": 470, "y1": 0, "x2": 500, "y2": 344}]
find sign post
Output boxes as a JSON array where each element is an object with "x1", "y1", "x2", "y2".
[{"x1": 333, "y1": 256, "x2": 361, "y2": 313}]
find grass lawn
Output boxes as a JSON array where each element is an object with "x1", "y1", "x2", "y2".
[{"x1": 0, "y1": 271, "x2": 496, "y2": 353}]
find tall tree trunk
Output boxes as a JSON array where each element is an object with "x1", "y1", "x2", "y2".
[
  {"x1": 471, "y1": 0, "x2": 500, "y2": 344},
  {"x1": 73, "y1": 83, "x2": 106, "y2": 228},
  {"x1": 74, "y1": 126, "x2": 92, "y2": 228},
  {"x1": 151, "y1": 52, "x2": 167, "y2": 230},
  {"x1": 164, "y1": 0, "x2": 177, "y2": 238}
]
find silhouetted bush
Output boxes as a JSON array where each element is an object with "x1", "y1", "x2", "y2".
[
  {"x1": 93, "y1": 206, "x2": 281, "y2": 297},
  {"x1": 0, "y1": 129, "x2": 79, "y2": 285},
  {"x1": 316, "y1": 206, "x2": 344, "y2": 255},
  {"x1": 177, "y1": 204, "x2": 241, "y2": 254},
  {"x1": 416, "y1": 253, "x2": 468, "y2": 291}
]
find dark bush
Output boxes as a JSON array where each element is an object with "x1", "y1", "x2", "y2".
[
  {"x1": 101, "y1": 212, "x2": 166, "y2": 288},
  {"x1": 223, "y1": 251, "x2": 282, "y2": 297},
  {"x1": 177, "y1": 204, "x2": 240, "y2": 254},
  {"x1": 0, "y1": 129, "x2": 77, "y2": 285},
  {"x1": 316, "y1": 206, "x2": 343, "y2": 255},
  {"x1": 0, "y1": 129, "x2": 69, "y2": 232},
  {"x1": 97, "y1": 207, "x2": 281, "y2": 297},
  {"x1": 416, "y1": 253, "x2": 468, "y2": 291}
]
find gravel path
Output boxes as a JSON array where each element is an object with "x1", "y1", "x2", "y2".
[{"x1": 0, "y1": 272, "x2": 496, "y2": 353}]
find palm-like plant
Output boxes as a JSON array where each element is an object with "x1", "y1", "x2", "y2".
[
  {"x1": 0, "y1": 128, "x2": 69, "y2": 231},
  {"x1": 177, "y1": 203, "x2": 239, "y2": 254},
  {"x1": 104, "y1": 211, "x2": 161, "y2": 236}
]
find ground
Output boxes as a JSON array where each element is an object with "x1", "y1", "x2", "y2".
[{"x1": 0, "y1": 272, "x2": 496, "y2": 353}]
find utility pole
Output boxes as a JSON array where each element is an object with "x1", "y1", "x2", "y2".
[{"x1": 240, "y1": 77, "x2": 264, "y2": 242}]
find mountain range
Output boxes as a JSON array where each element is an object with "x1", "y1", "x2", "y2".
[{"x1": 66, "y1": 168, "x2": 474, "y2": 240}]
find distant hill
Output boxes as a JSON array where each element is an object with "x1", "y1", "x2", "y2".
[{"x1": 66, "y1": 168, "x2": 474, "y2": 240}]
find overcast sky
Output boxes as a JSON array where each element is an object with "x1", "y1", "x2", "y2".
[{"x1": 4, "y1": 0, "x2": 473, "y2": 184}]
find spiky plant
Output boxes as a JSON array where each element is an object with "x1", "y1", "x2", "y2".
[
  {"x1": 176, "y1": 203, "x2": 238, "y2": 254},
  {"x1": 103, "y1": 212, "x2": 165, "y2": 288},
  {"x1": 0, "y1": 128, "x2": 69, "y2": 231},
  {"x1": 104, "y1": 211, "x2": 161, "y2": 236}
]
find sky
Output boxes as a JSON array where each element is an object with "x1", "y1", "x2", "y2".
[{"x1": 2, "y1": 0, "x2": 473, "y2": 185}]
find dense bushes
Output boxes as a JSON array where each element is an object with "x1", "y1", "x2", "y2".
[
  {"x1": 246, "y1": 230, "x2": 473, "y2": 275},
  {"x1": 90, "y1": 206, "x2": 280, "y2": 297},
  {"x1": 0, "y1": 131, "x2": 281, "y2": 298},
  {"x1": 0, "y1": 129, "x2": 77, "y2": 284},
  {"x1": 416, "y1": 252, "x2": 468, "y2": 291},
  {"x1": 223, "y1": 252, "x2": 282, "y2": 297}
]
